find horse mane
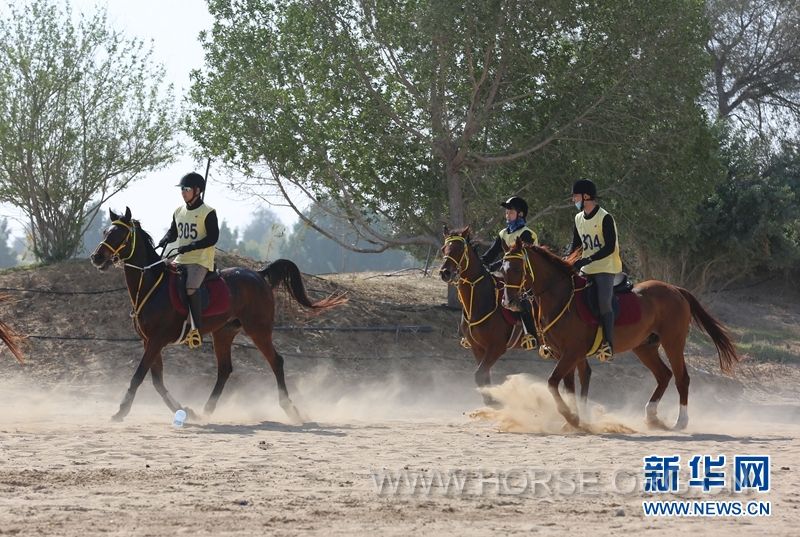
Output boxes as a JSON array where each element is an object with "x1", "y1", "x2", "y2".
[
  {"x1": 508, "y1": 241, "x2": 576, "y2": 275},
  {"x1": 131, "y1": 219, "x2": 159, "y2": 263}
]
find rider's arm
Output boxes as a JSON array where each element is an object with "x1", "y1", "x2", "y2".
[
  {"x1": 187, "y1": 210, "x2": 219, "y2": 250},
  {"x1": 160, "y1": 217, "x2": 178, "y2": 245},
  {"x1": 519, "y1": 229, "x2": 535, "y2": 245},
  {"x1": 570, "y1": 225, "x2": 581, "y2": 254},
  {"x1": 480, "y1": 237, "x2": 502, "y2": 265},
  {"x1": 587, "y1": 214, "x2": 617, "y2": 262}
]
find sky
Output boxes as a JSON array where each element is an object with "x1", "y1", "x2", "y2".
[{"x1": 0, "y1": 0, "x2": 298, "y2": 240}]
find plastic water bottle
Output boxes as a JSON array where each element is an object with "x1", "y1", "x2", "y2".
[{"x1": 173, "y1": 409, "x2": 187, "y2": 428}]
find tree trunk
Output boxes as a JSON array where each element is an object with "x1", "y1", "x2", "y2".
[{"x1": 445, "y1": 164, "x2": 465, "y2": 308}]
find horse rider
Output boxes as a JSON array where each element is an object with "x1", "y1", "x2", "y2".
[
  {"x1": 569, "y1": 178, "x2": 622, "y2": 361},
  {"x1": 157, "y1": 172, "x2": 219, "y2": 349},
  {"x1": 481, "y1": 196, "x2": 539, "y2": 350}
]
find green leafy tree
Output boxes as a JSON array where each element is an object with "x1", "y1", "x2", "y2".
[
  {"x1": 189, "y1": 0, "x2": 715, "y2": 256},
  {"x1": 0, "y1": 0, "x2": 178, "y2": 262}
]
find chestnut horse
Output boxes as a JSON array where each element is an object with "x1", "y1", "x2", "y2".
[
  {"x1": 90, "y1": 207, "x2": 346, "y2": 423},
  {"x1": 439, "y1": 226, "x2": 591, "y2": 409},
  {"x1": 500, "y1": 242, "x2": 739, "y2": 430}
]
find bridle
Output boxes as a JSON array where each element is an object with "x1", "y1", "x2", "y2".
[
  {"x1": 100, "y1": 220, "x2": 137, "y2": 263},
  {"x1": 99, "y1": 219, "x2": 166, "y2": 330},
  {"x1": 502, "y1": 246, "x2": 580, "y2": 338},
  {"x1": 442, "y1": 235, "x2": 498, "y2": 328}
]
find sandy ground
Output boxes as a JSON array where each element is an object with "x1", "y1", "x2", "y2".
[
  {"x1": 0, "y1": 267, "x2": 798, "y2": 535},
  {"x1": 1, "y1": 356, "x2": 798, "y2": 537}
]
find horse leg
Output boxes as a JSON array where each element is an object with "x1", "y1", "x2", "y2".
[
  {"x1": 547, "y1": 355, "x2": 582, "y2": 428},
  {"x1": 474, "y1": 345, "x2": 504, "y2": 408},
  {"x1": 661, "y1": 337, "x2": 690, "y2": 430},
  {"x1": 149, "y1": 351, "x2": 198, "y2": 420},
  {"x1": 575, "y1": 358, "x2": 592, "y2": 421},
  {"x1": 203, "y1": 324, "x2": 239, "y2": 416},
  {"x1": 246, "y1": 329, "x2": 303, "y2": 423},
  {"x1": 561, "y1": 367, "x2": 578, "y2": 416},
  {"x1": 632, "y1": 342, "x2": 673, "y2": 430},
  {"x1": 112, "y1": 344, "x2": 160, "y2": 422}
]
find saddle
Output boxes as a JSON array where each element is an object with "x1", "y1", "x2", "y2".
[
  {"x1": 167, "y1": 264, "x2": 231, "y2": 318},
  {"x1": 575, "y1": 273, "x2": 641, "y2": 327}
]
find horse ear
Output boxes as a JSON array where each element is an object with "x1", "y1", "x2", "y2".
[
  {"x1": 463, "y1": 225, "x2": 471, "y2": 239},
  {"x1": 123, "y1": 207, "x2": 131, "y2": 222},
  {"x1": 442, "y1": 224, "x2": 450, "y2": 237},
  {"x1": 109, "y1": 208, "x2": 118, "y2": 221}
]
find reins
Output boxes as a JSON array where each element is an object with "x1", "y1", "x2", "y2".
[{"x1": 442, "y1": 236, "x2": 498, "y2": 328}]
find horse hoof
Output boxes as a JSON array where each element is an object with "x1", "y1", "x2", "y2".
[
  {"x1": 646, "y1": 417, "x2": 670, "y2": 431},
  {"x1": 673, "y1": 419, "x2": 689, "y2": 431},
  {"x1": 110, "y1": 413, "x2": 124, "y2": 423},
  {"x1": 183, "y1": 407, "x2": 201, "y2": 422},
  {"x1": 281, "y1": 401, "x2": 305, "y2": 424}
]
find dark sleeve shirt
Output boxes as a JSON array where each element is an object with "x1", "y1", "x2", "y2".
[{"x1": 192, "y1": 210, "x2": 219, "y2": 250}]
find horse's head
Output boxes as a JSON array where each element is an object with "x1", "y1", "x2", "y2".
[
  {"x1": 439, "y1": 225, "x2": 472, "y2": 283},
  {"x1": 500, "y1": 238, "x2": 530, "y2": 311},
  {"x1": 90, "y1": 207, "x2": 134, "y2": 270}
]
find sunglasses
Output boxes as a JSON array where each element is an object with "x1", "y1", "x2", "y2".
[{"x1": 181, "y1": 186, "x2": 193, "y2": 192}]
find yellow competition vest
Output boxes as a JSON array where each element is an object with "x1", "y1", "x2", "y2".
[
  {"x1": 174, "y1": 203, "x2": 216, "y2": 271},
  {"x1": 498, "y1": 225, "x2": 539, "y2": 251},
  {"x1": 575, "y1": 207, "x2": 622, "y2": 274}
]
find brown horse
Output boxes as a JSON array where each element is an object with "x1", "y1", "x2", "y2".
[
  {"x1": 439, "y1": 226, "x2": 591, "y2": 409},
  {"x1": 90, "y1": 207, "x2": 347, "y2": 423},
  {"x1": 500, "y1": 241, "x2": 739, "y2": 430}
]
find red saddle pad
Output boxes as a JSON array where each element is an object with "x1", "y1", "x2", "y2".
[
  {"x1": 168, "y1": 271, "x2": 231, "y2": 318},
  {"x1": 574, "y1": 276, "x2": 641, "y2": 327}
]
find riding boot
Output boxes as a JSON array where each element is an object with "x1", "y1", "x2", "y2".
[
  {"x1": 598, "y1": 312, "x2": 615, "y2": 362},
  {"x1": 519, "y1": 302, "x2": 538, "y2": 351},
  {"x1": 185, "y1": 292, "x2": 203, "y2": 349}
]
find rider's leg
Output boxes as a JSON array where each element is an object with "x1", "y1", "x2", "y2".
[
  {"x1": 592, "y1": 273, "x2": 615, "y2": 360},
  {"x1": 519, "y1": 299, "x2": 538, "y2": 350},
  {"x1": 185, "y1": 264, "x2": 208, "y2": 349}
]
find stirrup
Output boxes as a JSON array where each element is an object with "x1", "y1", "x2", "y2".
[
  {"x1": 521, "y1": 333, "x2": 537, "y2": 351},
  {"x1": 596, "y1": 342, "x2": 614, "y2": 362},
  {"x1": 184, "y1": 328, "x2": 202, "y2": 349},
  {"x1": 538, "y1": 345, "x2": 555, "y2": 360},
  {"x1": 460, "y1": 336, "x2": 472, "y2": 349}
]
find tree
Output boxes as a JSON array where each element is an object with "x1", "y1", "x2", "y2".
[
  {"x1": 216, "y1": 220, "x2": 239, "y2": 252},
  {"x1": 705, "y1": 0, "x2": 800, "y2": 133},
  {"x1": 0, "y1": 218, "x2": 17, "y2": 268},
  {"x1": 0, "y1": 0, "x2": 179, "y2": 262},
  {"x1": 281, "y1": 201, "x2": 416, "y2": 274},
  {"x1": 237, "y1": 207, "x2": 286, "y2": 260},
  {"x1": 189, "y1": 0, "x2": 715, "y2": 255}
]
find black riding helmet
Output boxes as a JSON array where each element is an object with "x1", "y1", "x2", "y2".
[
  {"x1": 572, "y1": 178, "x2": 597, "y2": 198},
  {"x1": 177, "y1": 172, "x2": 205, "y2": 191},
  {"x1": 500, "y1": 196, "x2": 528, "y2": 218}
]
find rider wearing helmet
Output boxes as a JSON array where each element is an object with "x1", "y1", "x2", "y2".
[
  {"x1": 568, "y1": 178, "x2": 622, "y2": 361},
  {"x1": 157, "y1": 172, "x2": 219, "y2": 349},
  {"x1": 481, "y1": 196, "x2": 539, "y2": 350}
]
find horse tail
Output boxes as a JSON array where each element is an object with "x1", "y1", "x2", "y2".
[
  {"x1": 259, "y1": 259, "x2": 348, "y2": 311},
  {"x1": 677, "y1": 288, "x2": 739, "y2": 374},
  {"x1": 0, "y1": 302, "x2": 24, "y2": 364}
]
